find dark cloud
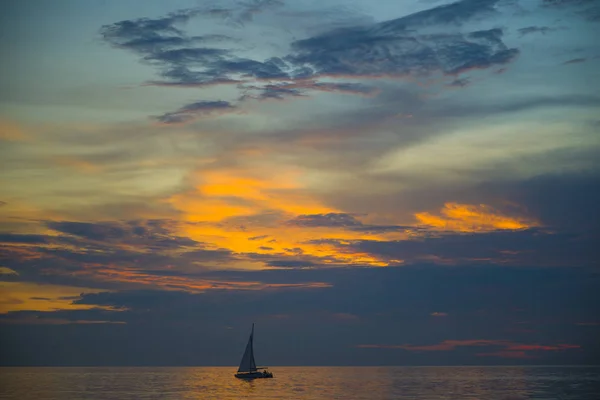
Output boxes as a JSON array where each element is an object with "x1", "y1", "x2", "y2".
[
  {"x1": 543, "y1": 0, "x2": 596, "y2": 6},
  {"x1": 46, "y1": 220, "x2": 198, "y2": 248},
  {"x1": 377, "y1": 0, "x2": 500, "y2": 29},
  {"x1": 0, "y1": 233, "x2": 48, "y2": 244},
  {"x1": 580, "y1": 6, "x2": 600, "y2": 22},
  {"x1": 100, "y1": 3, "x2": 291, "y2": 89},
  {"x1": 241, "y1": 84, "x2": 306, "y2": 101},
  {"x1": 286, "y1": 213, "x2": 414, "y2": 235},
  {"x1": 47, "y1": 221, "x2": 128, "y2": 241},
  {"x1": 144, "y1": 47, "x2": 230, "y2": 65},
  {"x1": 100, "y1": 0, "x2": 520, "y2": 120},
  {"x1": 0, "y1": 219, "x2": 228, "y2": 290},
  {"x1": 517, "y1": 26, "x2": 559, "y2": 36},
  {"x1": 330, "y1": 228, "x2": 598, "y2": 267},
  {"x1": 496, "y1": 172, "x2": 600, "y2": 232},
  {"x1": 2, "y1": 266, "x2": 598, "y2": 365},
  {"x1": 154, "y1": 100, "x2": 236, "y2": 124},
  {"x1": 309, "y1": 82, "x2": 379, "y2": 95},
  {"x1": 542, "y1": 0, "x2": 600, "y2": 22},
  {"x1": 181, "y1": 248, "x2": 234, "y2": 262},
  {"x1": 100, "y1": 8, "x2": 202, "y2": 53},
  {"x1": 287, "y1": 213, "x2": 363, "y2": 228},
  {"x1": 266, "y1": 260, "x2": 315, "y2": 268},
  {"x1": 563, "y1": 58, "x2": 587, "y2": 65},
  {"x1": 448, "y1": 77, "x2": 470, "y2": 87},
  {"x1": 248, "y1": 235, "x2": 270, "y2": 241},
  {"x1": 289, "y1": 27, "x2": 518, "y2": 77},
  {"x1": 240, "y1": 80, "x2": 379, "y2": 101}
]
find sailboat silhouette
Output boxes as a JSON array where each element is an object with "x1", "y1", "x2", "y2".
[{"x1": 234, "y1": 323, "x2": 274, "y2": 379}]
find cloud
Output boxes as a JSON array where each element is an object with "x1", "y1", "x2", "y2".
[
  {"x1": 100, "y1": 8, "x2": 201, "y2": 52},
  {"x1": 287, "y1": 213, "x2": 363, "y2": 228},
  {"x1": 542, "y1": 0, "x2": 600, "y2": 22},
  {"x1": 285, "y1": 213, "x2": 414, "y2": 235},
  {"x1": 63, "y1": 265, "x2": 331, "y2": 293},
  {"x1": 0, "y1": 281, "x2": 113, "y2": 313},
  {"x1": 430, "y1": 312, "x2": 448, "y2": 317},
  {"x1": 154, "y1": 100, "x2": 236, "y2": 124},
  {"x1": 248, "y1": 235, "x2": 270, "y2": 241},
  {"x1": 47, "y1": 221, "x2": 128, "y2": 241},
  {"x1": 239, "y1": 80, "x2": 380, "y2": 101},
  {"x1": 332, "y1": 227, "x2": 598, "y2": 267},
  {"x1": 241, "y1": 84, "x2": 306, "y2": 101},
  {"x1": 0, "y1": 119, "x2": 30, "y2": 142},
  {"x1": 357, "y1": 339, "x2": 581, "y2": 359},
  {"x1": 266, "y1": 260, "x2": 315, "y2": 268},
  {"x1": 448, "y1": 77, "x2": 470, "y2": 87},
  {"x1": 563, "y1": 58, "x2": 587, "y2": 65},
  {"x1": 358, "y1": 339, "x2": 506, "y2": 351},
  {"x1": 290, "y1": 27, "x2": 518, "y2": 78},
  {"x1": 2, "y1": 265, "x2": 597, "y2": 365},
  {"x1": 414, "y1": 202, "x2": 537, "y2": 232},
  {"x1": 46, "y1": 220, "x2": 199, "y2": 248},
  {"x1": 100, "y1": 0, "x2": 520, "y2": 122},
  {"x1": 0, "y1": 267, "x2": 19, "y2": 276},
  {"x1": 0, "y1": 233, "x2": 48, "y2": 244},
  {"x1": 543, "y1": 0, "x2": 596, "y2": 7},
  {"x1": 486, "y1": 172, "x2": 600, "y2": 232},
  {"x1": 517, "y1": 26, "x2": 560, "y2": 36},
  {"x1": 100, "y1": 4, "x2": 291, "y2": 88}
]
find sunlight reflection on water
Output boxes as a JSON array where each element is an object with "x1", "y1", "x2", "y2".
[{"x1": 1, "y1": 366, "x2": 598, "y2": 400}]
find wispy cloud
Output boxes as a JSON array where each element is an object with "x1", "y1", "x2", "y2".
[
  {"x1": 154, "y1": 100, "x2": 237, "y2": 124},
  {"x1": 357, "y1": 339, "x2": 581, "y2": 359},
  {"x1": 99, "y1": 0, "x2": 520, "y2": 123},
  {"x1": 414, "y1": 202, "x2": 536, "y2": 232}
]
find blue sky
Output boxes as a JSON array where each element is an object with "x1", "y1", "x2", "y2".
[{"x1": 1, "y1": 0, "x2": 599, "y2": 366}]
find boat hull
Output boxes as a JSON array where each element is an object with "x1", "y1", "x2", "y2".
[{"x1": 234, "y1": 371, "x2": 273, "y2": 379}]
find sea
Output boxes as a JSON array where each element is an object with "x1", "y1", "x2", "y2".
[{"x1": 0, "y1": 366, "x2": 598, "y2": 400}]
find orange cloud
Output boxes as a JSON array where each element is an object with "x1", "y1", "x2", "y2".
[
  {"x1": 0, "y1": 281, "x2": 114, "y2": 313},
  {"x1": 168, "y1": 165, "x2": 405, "y2": 268},
  {"x1": 415, "y1": 202, "x2": 537, "y2": 232},
  {"x1": 0, "y1": 119, "x2": 30, "y2": 141},
  {"x1": 53, "y1": 156, "x2": 102, "y2": 173},
  {"x1": 0, "y1": 317, "x2": 126, "y2": 325}
]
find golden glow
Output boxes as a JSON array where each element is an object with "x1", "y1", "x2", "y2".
[
  {"x1": 415, "y1": 202, "x2": 536, "y2": 232},
  {"x1": 0, "y1": 281, "x2": 112, "y2": 313},
  {"x1": 168, "y1": 166, "x2": 406, "y2": 267},
  {"x1": 53, "y1": 156, "x2": 102, "y2": 173},
  {"x1": 0, "y1": 119, "x2": 30, "y2": 141},
  {"x1": 0, "y1": 266, "x2": 19, "y2": 275}
]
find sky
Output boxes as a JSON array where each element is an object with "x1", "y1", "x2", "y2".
[{"x1": 0, "y1": 0, "x2": 599, "y2": 366}]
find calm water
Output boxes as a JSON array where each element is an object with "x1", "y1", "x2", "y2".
[{"x1": 1, "y1": 366, "x2": 598, "y2": 400}]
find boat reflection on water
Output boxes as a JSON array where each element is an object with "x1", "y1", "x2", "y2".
[{"x1": 234, "y1": 324, "x2": 274, "y2": 380}]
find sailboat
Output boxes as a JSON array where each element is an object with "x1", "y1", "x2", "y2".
[{"x1": 234, "y1": 323, "x2": 274, "y2": 379}]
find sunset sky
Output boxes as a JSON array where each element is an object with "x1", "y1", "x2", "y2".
[{"x1": 1, "y1": 0, "x2": 599, "y2": 366}]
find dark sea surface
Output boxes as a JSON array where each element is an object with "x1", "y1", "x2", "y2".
[{"x1": 0, "y1": 366, "x2": 598, "y2": 400}]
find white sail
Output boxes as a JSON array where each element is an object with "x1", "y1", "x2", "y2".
[{"x1": 237, "y1": 323, "x2": 257, "y2": 373}]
